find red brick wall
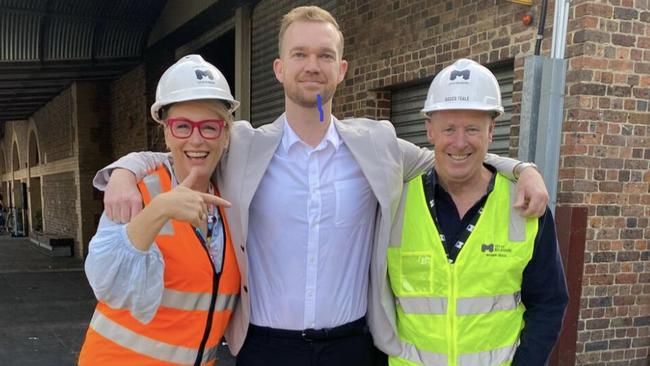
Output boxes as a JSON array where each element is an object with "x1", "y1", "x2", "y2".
[
  {"x1": 334, "y1": 0, "x2": 538, "y2": 125},
  {"x1": 562, "y1": 1, "x2": 649, "y2": 364}
]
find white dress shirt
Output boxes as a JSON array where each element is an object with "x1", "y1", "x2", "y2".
[{"x1": 248, "y1": 118, "x2": 378, "y2": 330}]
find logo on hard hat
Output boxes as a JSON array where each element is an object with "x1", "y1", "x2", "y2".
[
  {"x1": 450, "y1": 69, "x2": 470, "y2": 81},
  {"x1": 195, "y1": 69, "x2": 214, "y2": 81}
]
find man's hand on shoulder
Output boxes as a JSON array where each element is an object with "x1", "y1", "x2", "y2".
[
  {"x1": 513, "y1": 166, "x2": 549, "y2": 218},
  {"x1": 104, "y1": 169, "x2": 142, "y2": 223}
]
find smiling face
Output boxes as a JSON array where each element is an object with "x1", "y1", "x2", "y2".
[
  {"x1": 164, "y1": 100, "x2": 230, "y2": 189},
  {"x1": 273, "y1": 20, "x2": 348, "y2": 109},
  {"x1": 426, "y1": 109, "x2": 494, "y2": 188}
]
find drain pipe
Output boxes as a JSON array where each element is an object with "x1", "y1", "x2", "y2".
[
  {"x1": 551, "y1": 0, "x2": 571, "y2": 59},
  {"x1": 534, "y1": 0, "x2": 550, "y2": 55}
]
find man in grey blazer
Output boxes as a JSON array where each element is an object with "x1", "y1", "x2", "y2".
[{"x1": 94, "y1": 6, "x2": 548, "y2": 366}]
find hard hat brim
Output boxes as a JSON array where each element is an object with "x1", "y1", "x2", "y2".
[
  {"x1": 421, "y1": 103, "x2": 504, "y2": 118},
  {"x1": 151, "y1": 95, "x2": 240, "y2": 124}
]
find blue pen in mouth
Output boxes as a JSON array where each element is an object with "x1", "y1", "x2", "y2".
[{"x1": 317, "y1": 94, "x2": 324, "y2": 122}]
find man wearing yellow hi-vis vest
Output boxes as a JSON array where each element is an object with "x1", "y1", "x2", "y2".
[{"x1": 387, "y1": 59, "x2": 568, "y2": 366}]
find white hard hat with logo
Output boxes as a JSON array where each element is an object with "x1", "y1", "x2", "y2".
[
  {"x1": 421, "y1": 58, "x2": 504, "y2": 117},
  {"x1": 151, "y1": 54, "x2": 240, "y2": 124}
]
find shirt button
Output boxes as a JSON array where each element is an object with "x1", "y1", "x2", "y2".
[
  {"x1": 240, "y1": 245, "x2": 245, "y2": 252},
  {"x1": 243, "y1": 286, "x2": 248, "y2": 293}
]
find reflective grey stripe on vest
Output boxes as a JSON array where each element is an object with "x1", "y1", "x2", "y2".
[
  {"x1": 457, "y1": 343, "x2": 518, "y2": 366},
  {"x1": 142, "y1": 174, "x2": 174, "y2": 235},
  {"x1": 397, "y1": 341, "x2": 517, "y2": 366},
  {"x1": 399, "y1": 341, "x2": 448, "y2": 365},
  {"x1": 456, "y1": 292, "x2": 521, "y2": 315},
  {"x1": 90, "y1": 310, "x2": 217, "y2": 365},
  {"x1": 203, "y1": 345, "x2": 220, "y2": 364},
  {"x1": 396, "y1": 292, "x2": 519, "y2": 316},
  {"x1": 161, "y1": 289, "x2": 238, "y2": 312},
  {"x1": 397, "y1": 296, "x2": 447, "y2": 314},
  {"x1": 508, "y1": 183, "x2": 526, "y2": 242}
]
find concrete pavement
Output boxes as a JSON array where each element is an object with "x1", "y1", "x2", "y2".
[{"x1": 0, "y1": 235, "x2": 235, "y2": 366}]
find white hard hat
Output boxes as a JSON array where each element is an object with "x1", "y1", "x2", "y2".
[
  {"x1": 151, "y1": 54, "x2": 240, "y2": 123},
  {"x1": 421, "y1": 58, "x2": 504, "y2": 117}
]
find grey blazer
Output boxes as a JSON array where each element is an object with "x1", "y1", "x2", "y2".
[
  {"x1": 95, "y1": 114, "x2": 519, "y2": 355},
  {"x1": 217, "y1": 115, "x2": 434, "y2": 355}
]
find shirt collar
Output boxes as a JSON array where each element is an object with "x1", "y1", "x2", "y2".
[
  {"x1": 428, "y1": 164, "x2": 497, "y2": 196},
  {"x1": 281, "y1": 116, "x2": 341, "y2": 154}
]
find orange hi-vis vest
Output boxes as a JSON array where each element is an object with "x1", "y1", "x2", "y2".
[{"x1": 79, "y1": 164, "x2": 240, "y2": 366}]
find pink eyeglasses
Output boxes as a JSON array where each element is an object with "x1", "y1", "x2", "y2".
[{"x1": 165, "y1": 118, "x2": 226, "y2": 139}]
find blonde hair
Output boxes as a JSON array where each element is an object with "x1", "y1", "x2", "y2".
[
  {"x1": 161, "y1": 99, "x2": 233, "y2": 130},
  {"x1": 278, "y1": 6, "x2": 344, "y2": 58}
]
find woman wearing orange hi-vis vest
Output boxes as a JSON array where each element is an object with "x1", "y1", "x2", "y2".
[{"x1": 79, "y1": 55, "x2": 240, "y2": 366}]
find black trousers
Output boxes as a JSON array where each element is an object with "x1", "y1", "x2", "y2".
[{"x1": 235, "y1": 318, "x2": 388, "y2": 366}]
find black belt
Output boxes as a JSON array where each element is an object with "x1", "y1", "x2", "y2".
[{"x1": 248, "y1": 317, "x2": 369, "y2": 342}]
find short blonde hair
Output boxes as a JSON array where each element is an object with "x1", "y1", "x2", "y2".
[
  {"x1": 278, "y1": 6, "x2": 344, "y2": 58},
  {"x1": 162, "y1": 99, "x2": 233, "y2": 130}
]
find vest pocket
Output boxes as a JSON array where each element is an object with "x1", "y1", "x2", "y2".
[{"x1": 399, "y1": 252, "x2": 433, "y2": 295}]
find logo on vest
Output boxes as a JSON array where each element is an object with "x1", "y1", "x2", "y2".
[{"x1": 481, "y1": 243, "x2": 512, "y2": 258}]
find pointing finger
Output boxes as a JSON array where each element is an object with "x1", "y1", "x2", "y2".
[{"x1": 200, "y1": 193, "x2": 231, "y2": 208}]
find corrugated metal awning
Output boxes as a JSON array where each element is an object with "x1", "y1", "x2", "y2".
[{"x1": 0, "y1": 0, "x2": 166, "y2": 122}]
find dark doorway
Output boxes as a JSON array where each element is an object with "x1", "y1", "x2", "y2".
[{"x1": 21, "y1": 182, "x2": 28, "y2": 235}]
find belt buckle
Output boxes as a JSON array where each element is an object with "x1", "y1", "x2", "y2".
[
  {"x1": 301, "y1": 329, "x2": 314, "y2": 342},
  {"x1": 301, "y1": 328, "x2": 327, "y2": 342}
]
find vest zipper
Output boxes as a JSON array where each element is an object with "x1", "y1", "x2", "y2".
[
  {"x1": 192, "y1": 216, "x2": 225, "y2": 366},
  {"x1": 449, "y1": 264, "x2": 457, "y2": 366}
]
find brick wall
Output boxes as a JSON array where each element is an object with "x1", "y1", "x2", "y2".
[
  {"x1": 1, "y1": 90, "x2": 78, "y2": 246},
  {"x1": 110, "y1": 64, "x2": 148, "y2": 159},
  {"x1": 75, "y1": 81, "x2": 112, "y2": 257},
  {"x1": 41, "y1": 172, "x2": 77, "y2": 242},
  {"x1": 32, "y1": 89, "x2": 74, "y2": 163},
  {"x1": 30, "y1": 87, "x2": 76, "y2": 255},
  {"x1": 562, "y1": 0, "x2": 650, "y2": 364},
  {"x1": 5, "y1": 121, "x2": 29, "y2": 173},
  {"x1": 145, "y1": 48, "x2": 177, "y2": 152},
  {"x1": 0, "y1": 82, "x2": 114, "y2": 257},
  {"x1": 334, "y1": 0, "x2": 538, "y2": 124}
]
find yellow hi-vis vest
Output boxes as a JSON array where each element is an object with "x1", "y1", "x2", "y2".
[{"x1": 387, "y1": 173, "x2": 538, "y2": 366}]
